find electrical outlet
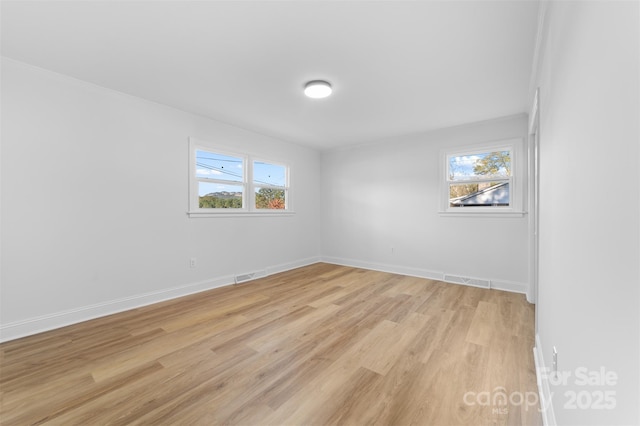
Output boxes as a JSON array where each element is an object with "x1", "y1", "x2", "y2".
[{"x1": 190, "y1": 257, "x2": 197, "y2": 268}]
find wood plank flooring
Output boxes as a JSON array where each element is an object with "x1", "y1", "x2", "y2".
[{"x1": 0, "y1": 263, "x2": 541, "y2": 425}]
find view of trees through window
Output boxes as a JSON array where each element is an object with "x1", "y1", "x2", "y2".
[
  {"x1": 448, "y1": 150, "x2": 511, "y2": 207},
  {"x1": 253, "y1": 160, "x2": 286, "y2": 210},
  {"x1": 195, "y1": 150, "x2": 287, "y2": 210},
  {"x1": 255, "y1": 188, "x2": 285, "y2": 209},
  {"x1": 198, "y1": 188, "x2": 285, "y2": 209},
  {"x1": 199, "y1": 191, "x2": 243, "y2": 208}
]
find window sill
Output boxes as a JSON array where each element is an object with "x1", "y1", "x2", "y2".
[
  {"x1": 187, "y1": 210, "x2": 295, "y2": 218},
  {"x1": 438, "y1": 210, "x2": 526, "y2": 218}
]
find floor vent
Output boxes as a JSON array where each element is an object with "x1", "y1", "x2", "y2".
[
  {"x1": 234, "y1": 270, "x2": 267, "y2": 284},
  {"x1": 443, "y1": 274, "x2": 491, "y2": 289}
]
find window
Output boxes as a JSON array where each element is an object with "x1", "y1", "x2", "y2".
[
  {"x1": 253, "y1": 160, "x2": 287, "y2": 210},
  {"x1": 188, "y1": 139, "x2": 291, "y2": 216},
  {"x1": 440, "y1": 139, "x2": 524, "y2": 216},
  {"x1": 196, "y1": 150, "x2": 245, "y2": 209}
]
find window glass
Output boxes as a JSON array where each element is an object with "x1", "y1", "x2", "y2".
[
  {"x1": 253, "y1": 161, "x2": 286, "y2": 187},
  {"x1": 189, "y1": 141, "x2": 291, "y2": 215},
  {"x1": 449, "y1": 182, "x2": 509, "y2": 207},
  {"x1": 196, "y1": 151, "x2": 243, "y2": 182},
  {"x1": 448, "y1": 150, "x2": 511, "y2": 181},
  {"x1": 255, "y1": 187, "x2": 286, "y2": 210},
  {"x1": 445, "y1": 149, "x2": 513, "y2": 209},
  {"x1": 198, "y1": 182, "x2": 243, "y2": 209}
]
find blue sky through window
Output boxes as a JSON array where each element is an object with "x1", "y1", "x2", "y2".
[
  {"x1": 253, "y1": 161, "x2": 285, "y2": 187},
  {"x1": 448, "y1": 150, "x2": 510, "y2": 180},
  {"x1": 196, "y1": 151, "x2": 243, "y2": 181},
  {"x1": 196, "y1": 150, "x2": 285, "y2": 196}
]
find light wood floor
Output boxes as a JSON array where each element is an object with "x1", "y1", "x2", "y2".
[{"x1": 0, "y1": 263, "x2": 541, "y2": 425}]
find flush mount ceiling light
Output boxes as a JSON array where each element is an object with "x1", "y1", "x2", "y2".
[{"x1": 304, "y1": 80, "x2": 332, "y2": 99}]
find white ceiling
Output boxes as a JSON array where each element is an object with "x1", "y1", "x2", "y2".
[{"x1": 1, "y1": 1, "x2": 540, "y2": 150}]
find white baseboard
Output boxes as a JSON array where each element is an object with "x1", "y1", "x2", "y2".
[
  {"x1": 320, "y1": 256, "x2": 528, "y2": 295},
  {"x1": 491, "y1": 278, "x2": 528, "y2": 295},
  {"x1": 266, "y1": 256, "x2": 321, "y2": 276},
  {"x1": 0, "y1": 256, "x2": 524, "y2": 343},
  {"x1": 534, "y1": 333, "x2": 557, "y2": 426},
  {"x1": 0, "y1": 256, "x2": 321, "y2": 343},
  {"x1": 321, "y1": 256, "x2": 442, "y2": 281}
]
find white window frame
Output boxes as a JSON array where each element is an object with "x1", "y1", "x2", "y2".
[
  {"x1": 439, "y1": 138, "x2": 525, "y2": 217},
  {"x1": 188, "y1": 138, "x2": 293, "y2": 217}
]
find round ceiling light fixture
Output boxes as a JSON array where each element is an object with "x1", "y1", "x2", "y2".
[{"x1": 304, "y1": 80, "x2": 332, "y2": 99}]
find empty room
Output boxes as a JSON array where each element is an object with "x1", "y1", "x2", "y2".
[{"x1": 1, "y1": 1, "x2": 638, "y2": 425}]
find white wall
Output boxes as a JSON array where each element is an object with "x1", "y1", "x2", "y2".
[
  {"x1": 533, "y1": 1, "x2": 640, "y2": 425},
  {"x1": 0, "y1": 58, "x2": 322, "y2": 341},
  {"x1": 321, "y1": 115, "x2": 530, "y2": 292}
]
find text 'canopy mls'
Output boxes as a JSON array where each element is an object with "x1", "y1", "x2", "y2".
[{"x1": 449, "y1": 151, "x2": 511, "y2": 180}]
